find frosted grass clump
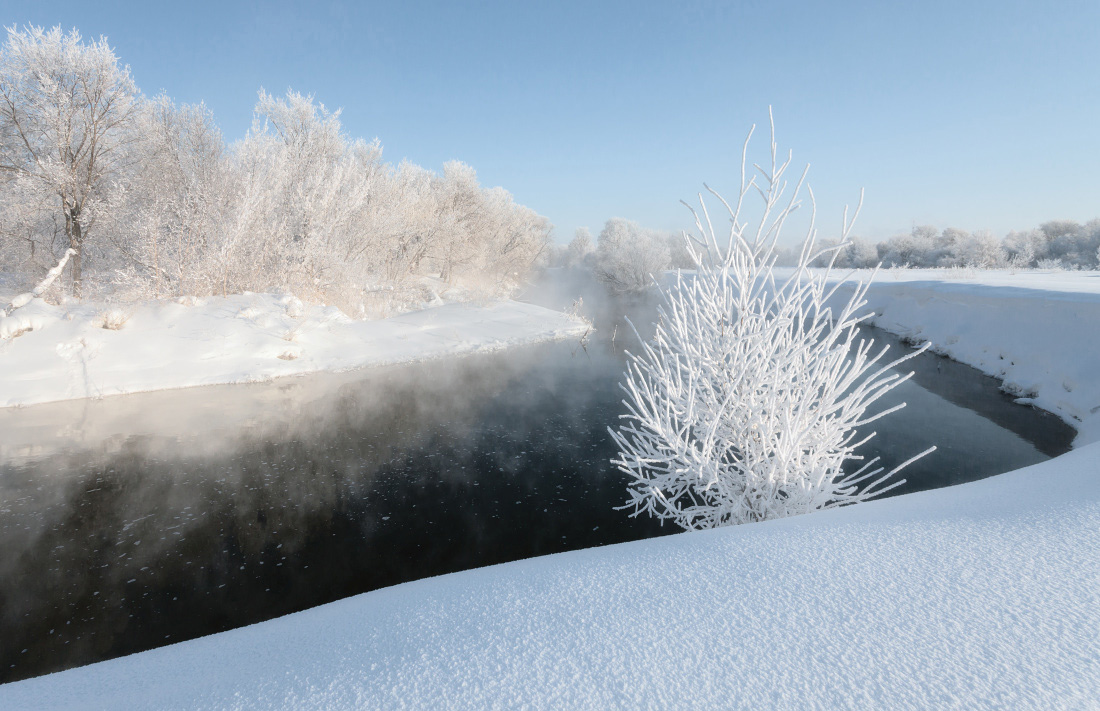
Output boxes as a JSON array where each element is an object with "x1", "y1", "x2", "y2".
[{"x1": 611, "y1": 113, "x2": 934, "y2": 529}]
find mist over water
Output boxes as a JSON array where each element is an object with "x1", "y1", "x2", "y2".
[{"x1": 0, "y1": 270, "x2": 1074, "y2": 682}]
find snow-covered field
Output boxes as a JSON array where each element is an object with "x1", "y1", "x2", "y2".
[
  {"x1": 0, "y1": 292, "x2": 589, "y2": 408},
  {"x1": 1, "y1": 269, "x2": 1098, "y2": 709}
]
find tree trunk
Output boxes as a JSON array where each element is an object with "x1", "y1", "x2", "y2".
[{"x1": 67, "y1": 207, "x2": 84, "y2": 298}]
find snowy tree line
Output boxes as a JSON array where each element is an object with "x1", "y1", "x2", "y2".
[
  {"x1": 0, "y1": 26, "x2": 550, "y2": 315},
  {"x1": 804, "y1": 220, "x2": 1100, "y2": 271},
  {"x1": 552, "y1": 215, "x2": 1100, "y2": 296}
]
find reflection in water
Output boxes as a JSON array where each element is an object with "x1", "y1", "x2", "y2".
[{"x1": 0, "y1": 280, "x2": 1076, "y2": 683}]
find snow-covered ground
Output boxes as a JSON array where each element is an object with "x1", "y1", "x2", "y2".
[
  {"x1": 1, "y1": 269, "x2": 1097, "y2": 709},
  {"x1": 1, "y1": 440, "x2": 1095, "y2": 710},
  {"x1": 835, "y1": 268, "x2": 1100, "y2": 446},
  {"x1": 0, "y1": 292, "x2": 589, "y2": 408}
]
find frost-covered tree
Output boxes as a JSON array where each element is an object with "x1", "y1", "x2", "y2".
[
  {"x1": 106, "y1": 95, "x2": 229, "y2": 298},
  {"x1": 377, "y1": 160, "x2": 441, "y2": 285},
  {"x1": 666, "y1": 230, "x2": 697, "y2": 269},
  {"x1": 954, "y1": 229, "x2": 1005, "y2": 268},
  {"x1": 1003, "y1": 228, "x2": 1045, "y2": 268},
  {"x1": 473, "y1": 186, "x2": 551, "y2": 291},
  {"x1": 810, "y1": 237, "x2": 879, "y2": 269},
  {"x1": 0, "y1": 25, "x2": 140, "y2": 295},
  {"x1": 595, "y1": 217, "x2": 671, "y2": 292},
  {"x1": 416, "y1": 160, "x2": 549, "y2": 293},
  {"x1": 1042, "y1": 219, "x2": 1100, "y2": 269},
  {"x1": 233, "y1": 89, "x2": 383, "y2": 303},
  {"x1": 610, "y1": 115, "x2": 934, "y2": 529},
  {"x1": 566, "y1": 228, "x2": 594, "y2": 268},
  {"x1": 0, "y1": 27, "x2": 553, "y2": 310},
  {"x1": 844, "y1": 236, "x2": 880, "y2": 268},
  {"x1": 877, "y1": 225, "x2": 937, "y2": 267}
]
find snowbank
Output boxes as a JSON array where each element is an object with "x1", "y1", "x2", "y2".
[
  {"x1": 832, "y1": 269, "x2": 1100, "y2": 445},
  {"x1": 0, "y1": 293, "x2": 589, "y2": 408},
  {"x1": 1, "y1": 440, "x2": 1096, "y2": 710}
]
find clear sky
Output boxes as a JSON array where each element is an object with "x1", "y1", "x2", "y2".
[{"x1": 5, "y1": 0, "x2": 1098, "y2": 243}]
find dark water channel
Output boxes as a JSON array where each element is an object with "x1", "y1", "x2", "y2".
[{"x1": 0, "y1": 273, "x2": 1075, "y2": 683}]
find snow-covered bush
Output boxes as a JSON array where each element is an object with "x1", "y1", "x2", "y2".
[
  {"x1": 610, "y1": 115, "x2": 934, "y2": 530},
  {"x1": 96, "y1": 308, "x2": 129, "y2": 330}
]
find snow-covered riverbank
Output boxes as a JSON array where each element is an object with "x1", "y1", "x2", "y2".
[
  {"x1": 0, "y1": 293, "x2": 589, "y2": 408},
  {"x1": 844, "y1": 269, "x2": 1100, "y2": 445}
]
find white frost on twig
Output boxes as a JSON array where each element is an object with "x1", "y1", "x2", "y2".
[{"x1": 610, "y1": 111, "x2": 935, "y2": 530}]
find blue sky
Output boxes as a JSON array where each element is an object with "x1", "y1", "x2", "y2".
[{"x1": 5, "y1": 0, "x2": 1099, "y2": 243}]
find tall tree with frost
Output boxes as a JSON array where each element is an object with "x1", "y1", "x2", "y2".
[
  {"x1": 0, "y1": 25, "x2": 140, "y2": 296},
  {"x1": 610, "y1": 115, "x2": 934, "y2": 529}
]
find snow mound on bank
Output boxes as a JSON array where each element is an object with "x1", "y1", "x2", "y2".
[
  {"x1": 1, "y1": 441, "x2": 1096, "y2": 710},
  {"x1": 0, "y1": 294, "x2": 589, "y2": 408}
]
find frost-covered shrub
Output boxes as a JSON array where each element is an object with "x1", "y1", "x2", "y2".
[
  {"x1": 96, "y1": 309, "x2": 129, "y2": 330},
  {"x1": 610, "y1": 116, "x2": 934, "y2": 530}
]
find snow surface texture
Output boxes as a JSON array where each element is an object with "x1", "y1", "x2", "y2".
[
  {"x1": 832, "y1": 269, "x2": 1100, "y2": 446},
  {"x1": 0, "y1": 293, "x2": 589, "y2": 408},
  {"x1": 1, "y1": 442, "x2": 1097, "y2": 710}
]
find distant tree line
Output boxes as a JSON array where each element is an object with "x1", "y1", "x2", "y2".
[
  {"x1": 805, "y1": 219, "x2": 1100, "y2": 271},
  {"x1": 0, "y1": 26, "x2": 550, "y2": 316},
  {"x1": 552, "y1": 216, "x2": 1100, "y2": 292}
]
